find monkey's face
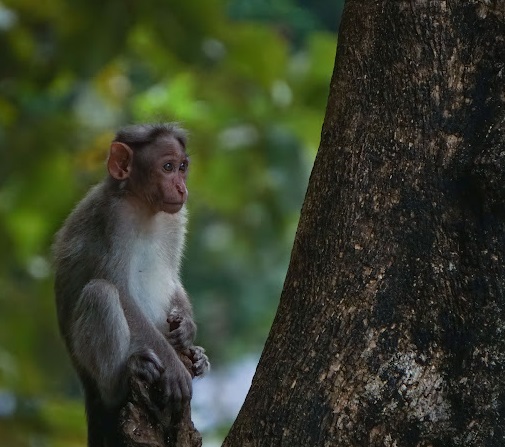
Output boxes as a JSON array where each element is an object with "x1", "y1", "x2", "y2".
[{"x1": 124, "y1": 136, "x2": 189, "y2": 214}]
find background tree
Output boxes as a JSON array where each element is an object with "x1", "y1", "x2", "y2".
[{"x1": 223, "y1": 1, "x2": 505, "y2": 445}]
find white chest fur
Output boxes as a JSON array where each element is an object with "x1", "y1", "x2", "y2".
[{"x1": 126, "y1": 210, "x2": 186, "y2": 326}]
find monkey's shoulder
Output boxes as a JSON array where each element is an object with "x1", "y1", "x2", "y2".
[
  {"x1": 60, "y1": 182, "x2": 115, "y2": 225},
  {"x1": 53, "y1": 183, "x2": 123, "y2": 262}
]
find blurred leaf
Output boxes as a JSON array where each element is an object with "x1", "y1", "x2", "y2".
[
  {"x1": 223, "y1": 23, "x2": 289, "y2": 88},
  {"x1": 40, "y1": 399, "x2": 86, "y2": 440}
]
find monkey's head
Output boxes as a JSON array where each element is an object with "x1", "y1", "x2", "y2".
[{"x1": 107, "y1": 124, "x2": 189, "y2": 214}]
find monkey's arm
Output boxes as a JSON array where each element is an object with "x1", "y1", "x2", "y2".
[
  {"x1": 164, "y1": 285, "x2": 197, "y2": 351},
  {"x1": 119, "y1": 283, "x2": 194, "y2": 403},
  {"x1": 71, "y1": 279, "x2": 131, "y2": 405},
  {"x1": 71, "y1": 279, "x2": 192, "y2": 406},
  {"x1": 163, "y1": 286, "x2": 210, "y2": 377}
]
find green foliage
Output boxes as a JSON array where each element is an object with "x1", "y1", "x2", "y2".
[{"x1": 0, "y1": 0, "x2": 339, "y2": 444}]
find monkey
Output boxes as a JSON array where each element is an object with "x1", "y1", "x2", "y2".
[{"x1": 52, "y1": 123, "x2": 209, "y2": 446}]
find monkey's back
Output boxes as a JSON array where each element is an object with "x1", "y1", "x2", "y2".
[{"x1": 53, "y1": 181, "x2": 119, "y2": 339}]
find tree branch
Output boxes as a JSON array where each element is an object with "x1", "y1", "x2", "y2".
[{"x1": 118, "y1": 352, "x2": 202, "y2": 447}]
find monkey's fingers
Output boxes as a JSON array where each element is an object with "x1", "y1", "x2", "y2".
[
  {"x1": 192, "y1": 358, "x2": 209, "y2": 377},
  {"x1": 167, "y1": 327, "x2": 183, "y2": 346},
  {"x1": 128, "y1": 348, "x2": 166, "y2": 384},
  {"x1": 168, "y1": 328, "x2": 194, "y2": 351},
  {"x1": 159, "y1": 367, "x2": 192, "y2": 409},
  {"x1": 188, "y1": 346, "x2": 210, "y2": 377},
  {"x1": 167, "y1": 315, "x2": 182, "y2": 332}
]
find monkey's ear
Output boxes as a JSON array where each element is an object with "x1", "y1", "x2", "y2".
[{"x1": 108, "y1": 142, "x2": 133, "y2": 180}]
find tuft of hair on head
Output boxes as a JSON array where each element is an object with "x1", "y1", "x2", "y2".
[{"x1": 113, "y1": 123, "x2": 188, "y2": 151}]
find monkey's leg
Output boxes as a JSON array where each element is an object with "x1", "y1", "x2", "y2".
[{"x1": 71, "y1": 279, "x2": 131, "y2": 405}]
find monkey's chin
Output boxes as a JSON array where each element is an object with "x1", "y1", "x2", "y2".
[{"x1": 161, "y1": 202, "x2": 184, "y2": 214}]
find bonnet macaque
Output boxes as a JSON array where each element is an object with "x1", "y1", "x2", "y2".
[{"x1": 53, "y1": 123, "x2": 209, "y2": 445}]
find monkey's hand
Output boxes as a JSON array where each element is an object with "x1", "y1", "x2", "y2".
[
  {"x1": 127, "y1": 348, "x2": 166, "y2": 384},
  {"x1": 159, "y1": 354, "x2": 193, "y2": 406},
  {"x1": 186, "y1": 345, "x2": 210, "y2": 377},
  {"x1": 167, "y1": 314, "x2": 196, "y2": 351}
]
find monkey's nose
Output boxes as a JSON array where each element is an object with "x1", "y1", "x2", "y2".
[{"x1": 175, "y1": 183, "x2": 186, "y2": 195}]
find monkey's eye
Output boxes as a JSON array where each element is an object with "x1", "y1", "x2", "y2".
[
  {"x1": 163, "y1": 163, "x2": 174, "y2": 172},
  {"x1": 179, "y1": 162, "x2": 188, "y2": 173}
]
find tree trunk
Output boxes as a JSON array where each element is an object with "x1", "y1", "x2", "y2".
[
  {"x1": 118, "y1": 353, "x2": 202, "y2": 447},
  {"x1": 223, "y1": 1, "x2": 505, "y2": 446}
]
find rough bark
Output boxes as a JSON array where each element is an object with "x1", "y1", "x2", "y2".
[
  {"x1": 118, "y1": 352, "x2": 202, "y2": 447},
  {"x1": 223, "y1": 1, "x2": 505, "y2": 446}
]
